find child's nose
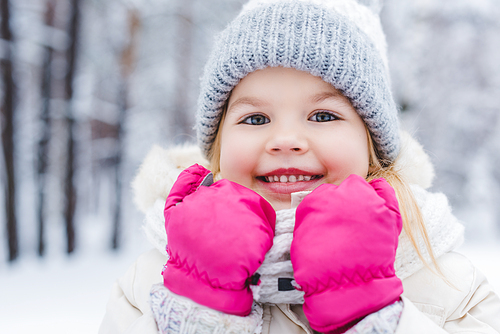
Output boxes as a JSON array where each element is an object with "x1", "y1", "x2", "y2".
[{"x1": 266, "y1": 131, "x2": 308, "y2": 154}]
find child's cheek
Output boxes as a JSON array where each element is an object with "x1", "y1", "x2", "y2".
[{"x1": 219, "y1": 146, "x2": 252, "y2": 187}]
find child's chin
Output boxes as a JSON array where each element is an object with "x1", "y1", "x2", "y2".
[{"x1": 265, "y1": 196, "x2": 293, "y2": 211}]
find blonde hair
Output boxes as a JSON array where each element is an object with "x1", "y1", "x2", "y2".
[
  {"x1": 365, "y1": 130, "x2": 448, "y2": 281},
  {"x1": 208, "y1": 103, "x2": 446, "y2": 281},
  {"x1": 207, "y1": 104, "x2": 226, "y2": 176}
]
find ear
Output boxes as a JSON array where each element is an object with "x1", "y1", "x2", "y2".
[{"x1": 355, "y1": 0, "x2": 383, "y2": 14}]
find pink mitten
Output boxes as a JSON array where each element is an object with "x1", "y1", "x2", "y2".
[
  {"x1": 291, "y1": 174, "x2": 403, "y2": 333},
  {"x1": 163, "y1": 164, "x2": 276, "y2": 316}
]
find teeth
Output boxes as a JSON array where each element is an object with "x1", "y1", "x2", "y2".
[{"x1": 264, "y1": 175, "x2": 317, "y2": 183}]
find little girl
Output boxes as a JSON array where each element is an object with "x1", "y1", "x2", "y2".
[{"x1": 100, "y1": 0, "x2": 500, "y2": 333}]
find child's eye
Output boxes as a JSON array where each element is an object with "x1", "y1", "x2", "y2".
[
  {"x1": 241, "y1": 114, "x2": 270, "y2": 125},
  {"x1": 309, "y1": 111, "x2": 337, "y2": 122}
]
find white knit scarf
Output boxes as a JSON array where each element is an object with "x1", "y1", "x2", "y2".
[{"x1": 143, "y1": 184, "x2": 464, "y2": 305}]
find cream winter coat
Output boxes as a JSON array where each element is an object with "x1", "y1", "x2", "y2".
[{"x1": 99, "y1": 133, "x2": 500, "y2": 334}]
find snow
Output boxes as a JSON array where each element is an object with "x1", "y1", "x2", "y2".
[
  {"x1": 0, "y1": 244, "x2": 149, "y2": 334},
  {"x1": 0, "y1": 210, "x2": 151, "y2": 334},
  {"x1": 1, "y1": 239, "x2": 499, "y2": 334}
]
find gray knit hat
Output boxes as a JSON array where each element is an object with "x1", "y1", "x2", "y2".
[{"x1": 196, "y1": 0, "x2": 400, "y2": 162}]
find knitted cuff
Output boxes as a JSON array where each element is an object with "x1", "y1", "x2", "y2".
[
  {"x1": 344, "y1": 300, "x2": 403, "y2": 334},
  {"x1": 150, "y1": 283, "x2": 263, "y2": 334}
]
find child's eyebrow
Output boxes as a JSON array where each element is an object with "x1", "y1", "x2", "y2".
[
  {"x1": 310, "y1": 91, "x2": 345, "y2": 104},
  {"x1": 227, "y1": 97, "x2": 268, "y2": 112}
]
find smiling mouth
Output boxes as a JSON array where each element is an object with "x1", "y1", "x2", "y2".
[{"x1": 257, "y1": 175, "x2": 323, "y2": 183}]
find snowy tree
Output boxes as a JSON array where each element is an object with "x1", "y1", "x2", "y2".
[
  {"x1": 1, "y1": 0, "x2": 18, "y2": 261},
  {"x1": 381, "y1": 0, "x2": 500, "y2": 238}
]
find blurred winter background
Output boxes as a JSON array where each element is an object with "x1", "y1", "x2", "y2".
[{"x1": 1, "y1": 0, "x2": 499, "y2": 333}]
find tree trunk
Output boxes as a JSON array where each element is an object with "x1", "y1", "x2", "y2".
[
  {"x1": 172, "y1": 0, "x2": 194, "y2": 141},
  {"x1": 63, "y1": 0, "x2": 81, "y2": 254},
  {"x1": 1, "y1": 0, "x2": 18, "y2": 262},
  {"x1": 37, "y1": 0, "x2": 56, "y2": 257},
  {"x1": 112, "y1": 9, "x2": 140, "y2": 250},
  {"x1": 112, "y1": 83, "x2": 126, "y2": 250}
]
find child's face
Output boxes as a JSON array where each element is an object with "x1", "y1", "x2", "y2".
[{"x1": 218, "y1": 67, "x2": 370, "y2": 210}]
